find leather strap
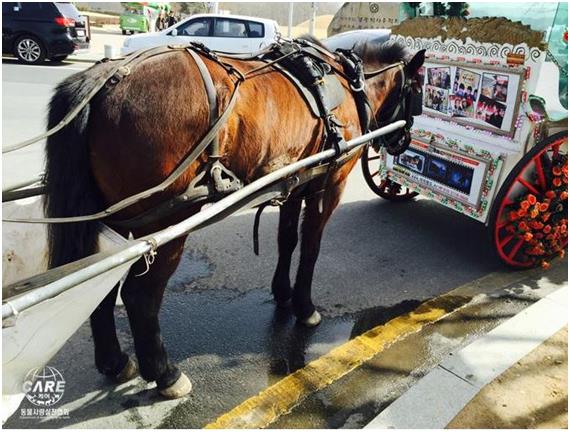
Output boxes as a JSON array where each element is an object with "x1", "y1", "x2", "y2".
[{"x1": 3, "y1": 48, "x2": 243, "y2": 224}]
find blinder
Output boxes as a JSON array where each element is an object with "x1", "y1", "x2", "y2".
[{"x1": 372, "y1": 63, "x2": 423, "y2": 156}]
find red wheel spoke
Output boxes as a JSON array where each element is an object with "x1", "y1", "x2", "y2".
[
  {"x1": 516, "y1": 177, "x2": 540, "y2": 196},
  {"x1": 497, "y1": 219, "x2": 509, "y2": 229},
  {"x1": 533, "y1": 156, "x2": 547, "y2": 191},
  {"x1": 499, "y1": 234, "x2": 514, "y2": 248},
  {"x1": 508, "y1": 238, "x2": 525, "y2": 260}
]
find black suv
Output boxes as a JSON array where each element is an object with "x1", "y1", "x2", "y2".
[{"x1": 2, "y1": 2, "x2": 89, "y2": 64}]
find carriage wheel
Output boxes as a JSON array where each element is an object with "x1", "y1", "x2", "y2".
[
  {"x1": 361, "y1": 145, "x2": 418, "y2": 201},
  {"x1": 490, "y1": 132, "x2": 568, "y2": 268}
]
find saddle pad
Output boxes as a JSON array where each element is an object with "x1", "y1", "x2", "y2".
[{"x1": 272, "y1": 63, "x2": 346, "y2": 118}]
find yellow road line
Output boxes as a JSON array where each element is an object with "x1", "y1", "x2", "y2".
[
  {"x1": 205, "y1": 264, "x2": 562, "y2": 429},
  {"x1": 205, "y1": 295, "x2": 469, "y2": 429}
]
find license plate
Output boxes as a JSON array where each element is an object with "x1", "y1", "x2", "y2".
[{"x1": 76, "y1": 29, "x2": 85, "y2": 36}]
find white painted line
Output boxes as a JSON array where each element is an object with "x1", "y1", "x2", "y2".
[{"x1": 365, "y1": 285, "x2": 568, "y2": 429}]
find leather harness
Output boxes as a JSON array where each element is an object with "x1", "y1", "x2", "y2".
[{"x1": 3, "y1": 39, "x2": 419, "y2": 231}]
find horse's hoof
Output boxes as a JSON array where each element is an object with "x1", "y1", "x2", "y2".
[
  {"x1": 159, "y1": 373, "x2": 192, "y2": 399},
  {"x1": 115, "y1": 357, "x2": 138, "y2": 383},
  {"x1": 298, "y1": 310, "x2": 321, "y2": 327}
]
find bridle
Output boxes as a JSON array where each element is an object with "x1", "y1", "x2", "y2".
[{"x1": 364, "y1": 61, "x2": 423, "y2": 155}]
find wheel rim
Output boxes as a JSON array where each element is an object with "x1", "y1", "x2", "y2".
[
  {"x1": 494, "y1": 136, "x2": 568, "y2": 267},
  {"x1": 362, "y1": 145, "x2": 417, "y2": 201},
  {"x1": 17, "y1": 38, "x2": 41, "y2": 62}
]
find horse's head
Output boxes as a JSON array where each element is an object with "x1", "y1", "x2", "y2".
[{"x1": 356, "y1": 41, "x2": 425, "y2": 155}]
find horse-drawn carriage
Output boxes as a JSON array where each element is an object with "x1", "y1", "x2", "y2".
[
  {"x1": 1, "y1": 11, "x2": 567, "y2": 424},
  {"x1": 362, "y1": 16, "x2": 568, "y2": 268}
]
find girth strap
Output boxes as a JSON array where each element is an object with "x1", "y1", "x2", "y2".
[{"x1": 186, "y1": 48, "x2": 220, "y2": 156}]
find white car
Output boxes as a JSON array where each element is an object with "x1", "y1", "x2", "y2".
[{"x1": 121, "y1": 14, "x2": 279, "y2": 55}]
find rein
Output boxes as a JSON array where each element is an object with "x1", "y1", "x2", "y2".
[{"x1": 3, "y1": 42, "x2": 407, "y2": 225}]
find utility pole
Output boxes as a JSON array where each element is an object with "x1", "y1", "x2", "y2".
[
  {"x1": 308, "y1": 2, "x2": 317, "y2": 36},
  {"x1": 287, "y1": 2, "x2": 294, "y2": 38}
]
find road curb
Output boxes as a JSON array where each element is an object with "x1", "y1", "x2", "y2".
[{"x1": 364, "y1": 285, "x2": 568, "y2": 429}]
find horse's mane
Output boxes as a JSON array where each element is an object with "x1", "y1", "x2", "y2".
[
  {"x1": 353, "y1": 40, "x2": 408, "y2": 65},
  {"x1": 298, "y1": 34, "x2": 407, "y2": 65}
]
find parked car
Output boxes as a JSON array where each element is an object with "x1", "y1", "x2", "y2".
[
  {"x1": 2, "y1": 2, "x2": 89, "y2": 64},
  {"x1": 121, "y1": 14, "x2": 279, "y2": 55},
  {"x1": 120, "y1": 8, "x2": 149, "y2": 35}
]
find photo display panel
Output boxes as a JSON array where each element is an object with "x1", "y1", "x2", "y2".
[
  {"x1": 418, "y1": 61, "x2": 524, "y2": 136},
  {"x1": 386, "y1": 140, "x2": 489, "y2": 208}
]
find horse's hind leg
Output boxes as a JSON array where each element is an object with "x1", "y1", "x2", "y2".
[
  {"x1": 90, "y1": 285, "x2": 137, "y2": 382},
  {"x1": 120, "y1": 236, "x2": 192, "y2": 398},
  {"x1": 293, "y1": 175, "x2": 347, "y2": 326},
  {"x1": 271, "y1": 198, "x2": 302, "y2": 306}
]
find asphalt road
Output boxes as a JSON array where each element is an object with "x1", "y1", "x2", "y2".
[{"x1": 3, "y1": 61, "x2": 563, "y2": 428}]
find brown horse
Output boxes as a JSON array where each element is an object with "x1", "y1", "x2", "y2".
[{"x1": 44, "y1": 38, "x2": 424, "y2": 398}]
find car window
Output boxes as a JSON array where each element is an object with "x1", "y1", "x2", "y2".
[
  {"x1": 178, "y1": 18, "x2": 211, "y2": 36},
  {"x1": 14, "y1": 2, "x2": 57, "y2": 18},
  {"x1": 248, "y1": 21, "x2": 264, "y2": 38},
  {"x1": 54, "y1": 2, "x2": 82, "y2": 20},
  {"x1": 214, "y1": 18, "x2": 247, "y2": 38}
]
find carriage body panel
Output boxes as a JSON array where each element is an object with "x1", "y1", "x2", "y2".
[{"x1": 2, "y1": 197, "x2": 134, "y2": 422}]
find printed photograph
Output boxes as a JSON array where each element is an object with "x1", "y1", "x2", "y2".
[
  {"x1": 450, "y1": 68, "x2": 481, "y2": 118},
  {"x1": 481, "y1": 73, "x2": 509, "y2": 103},
  {"x1": 426, "y1": 66, "x2": 451, "y2": 89},
  {"x1": 427, "y1": 158, "x2": 448, "y2": 182},
  {"x1": 475, "y1": 95, "x2": 506, "y2": 129},
  {"x1": 448, "y1": 95, "x2": 475, "y2": 118},
  {"x1": 398, "y1": 150, "x2": 426, "y2": 174},
  {"x1": 424, "y1": 85, "x2": 449, "y2": 114},
  {"x1": 448, "y1": 164, "x2": 475, "y2": 194}
]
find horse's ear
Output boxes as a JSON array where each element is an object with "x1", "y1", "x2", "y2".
[{"x1": 406, "y1": 49, "x2": 426, "y2": 75}]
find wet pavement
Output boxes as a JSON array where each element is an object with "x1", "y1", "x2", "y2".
[{"x1": 5, "y1": 166, "x2": 519, "y2": 429}]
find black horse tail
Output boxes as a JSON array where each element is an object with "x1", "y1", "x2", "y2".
[{"x1": 44, "y1": 71, "x2": 104, "y2": 269}]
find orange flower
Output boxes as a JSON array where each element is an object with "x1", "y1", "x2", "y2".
[
  {"x1": 546, "y1": 190, "x2": 556, "y2": 199},
  {"x1": 560, "y1": 191, "x2": 568, "y2": 200},
  {"x1": 520, "y1": 200, "x2": 530, "y2": 210},
  {"x1": 543, "y1": 225, "x2": 552, "y2": 234},
  {"x1": 553, "y1": 166, "x2": 562, "y2": 176},
  {"x1": 527, "y1": 194, "x2": 537, "y2": 205},
  {"x1": 561, "y1": 224, "x2": 567, "y2": 234},
  {"x1": 530, "y1": 209, "x2": 539, "y2": 219},
  {"x1": 524, "y1": 232, "x2": 533, "y2": 241},
  {"x1": 553, "y1": 178, "x2": 562, "y2": 187},
  {"x1": 559, "y1": 250, "x2": 566, "y2": 258},
  {"x1": 509, "y1": 211, "x2": 519, "y2": 221},
  {"x1": 539, "y1": 203, "x2": 549, "y2": 212},
  {"x1": 541, "y1": 260, "x2": 550, "y2": 270},
  {"x1": 542, "y1": 212, "x2": 551, "y2": 222},
  {"x1": 518, "y1": 208, "x2": 527, "y2": 217}
]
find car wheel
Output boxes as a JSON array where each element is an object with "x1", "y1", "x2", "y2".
[
  {"x1": 50, "y1": 55, "x2": 68, "y2": 63},
  {"x1": 15, "y1": 35, "x2": 46, "y2": 64},
  {"x1": 122, "y1": 29, "x2": 127, "y2": 35}
]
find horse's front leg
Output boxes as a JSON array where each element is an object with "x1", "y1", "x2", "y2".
[
  {"x1": 293, "y1": 176, "x2": 346, "y2": 327},
  {"x1": 90, "y1": 285, "x2": 137, "y2": 382},
  {"x1": 120, "y1": 236, "x2": 192, "y2": 398},
  {"x1": 271, "y1": 198, "x2": 303, "y2": 306}
]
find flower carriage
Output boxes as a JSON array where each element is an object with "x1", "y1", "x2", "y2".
[{"x1": 362, "y1": 16, "x2": 568, "y2": 268}]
